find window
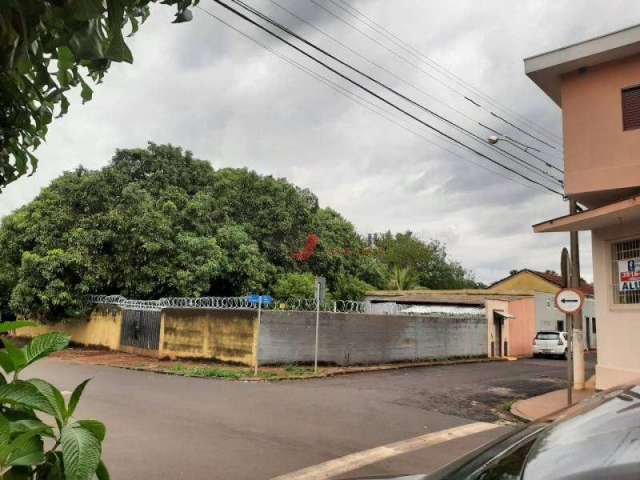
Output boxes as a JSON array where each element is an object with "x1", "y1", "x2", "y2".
[
  {"x1": 557, "y1": 320, "x2": 564, "y2": 332},
  {"x1": 611, "y1": 238, "x2": 640, "y2": 304},
  {"x1": 592, "y1": 317, "x2": 596, "y2": 334},
  {"x1": 536, "y1": 332, "x2": 560, "y2": 340},
  {"x1": 622, "y1": 86, "x2": 640, "y2": 131}
]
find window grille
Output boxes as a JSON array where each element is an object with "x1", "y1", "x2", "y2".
[{"x1": 611, "y1": 238, "x2": 640, "y2": 304}]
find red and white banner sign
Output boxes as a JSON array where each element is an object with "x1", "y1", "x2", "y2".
[{"x1": 619, "y1": 258, "x2": 640, "y2": 292}]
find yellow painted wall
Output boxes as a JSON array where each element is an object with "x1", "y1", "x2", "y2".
[
  {"x1": 160, "y1": 309, "x2": 257, "y2": 366},
  {"x1": 18, "y1": 306, "x2": 123, "y2": 350},
  {"x1": 490, "y1": 272, "x2": 559, "y2": 294}
]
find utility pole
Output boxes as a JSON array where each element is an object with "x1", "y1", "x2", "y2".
[
  {"x1": 569, "y1": 199, "x2": 585, "y2": 390},
  {"x1": 561, "y1": 248, "x2": 573, "y2": 406}
]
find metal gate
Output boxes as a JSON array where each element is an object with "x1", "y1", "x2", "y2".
[{"x1": 120, "y1": 309, "x2": 161, "y2": 350}]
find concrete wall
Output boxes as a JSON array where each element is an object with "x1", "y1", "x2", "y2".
[
  {"x1": 562, "y1": 55, "x2": 640, "y2": 206},
  {"x1": 159, "y1": 308, "x2": 257, "y2": 365},
  {"x1": 257, "y1": 311, "x2": 487, "y2": 366},
  {"x1": 593, "y1": 223, "x2": 640, "y2": 389},
  {"x1": 19, "y1": 306, "x2": 123, "y2": 350},
  {"x1": 505, "y1": 298, "x2": 537, "y2": 358}
]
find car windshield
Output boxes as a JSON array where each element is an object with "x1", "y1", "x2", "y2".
[{"x1": 535, "y1": 332, "x2": 559, "y2": 340}]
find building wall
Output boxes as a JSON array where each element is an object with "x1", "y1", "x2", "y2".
[
  {"x1": 505, "y1": 298, "x2": 537, "y2": 357},
  {"x1": 591, "y1": 224, "x2": 640, "y2": 389},
  {"x1": 257, "y1": 311, "x2": 487, "y2": 365},
  {"x1": 159, "y1": 309, "x2": 257, "y2": 365},
  {"x1": 18, "y1": 306, "x2": 123, "y2": 350},
  {"x1": 562, "y1": 55, "x2": 640, "y2": 205},
  {"x1": 592, "y1": 222, "x2": 640, "y2": 389},
  {"x1": 489, "y1": 272, "x2": 558, "y2": 294}
]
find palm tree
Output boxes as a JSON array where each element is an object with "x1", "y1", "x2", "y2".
[{"x1": 388, "y1": 266, "x2": 417, "y2": 290}]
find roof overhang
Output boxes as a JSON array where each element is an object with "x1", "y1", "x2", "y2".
[
  {"x1": 494, "y1": 311, "x2": 516, "y2": 320},
  {"x1": 533, "y1": 195, "x2": 640, "y2": 233},
  {"x1": 524, "y1": 24, "x2": 640, "y2": 105}
]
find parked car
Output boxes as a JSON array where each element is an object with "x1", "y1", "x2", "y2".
[
  {"x1": 532, "y1": 330, "x2": 567, "y2": 358},
  {"x1": 353, "y1": 383, "x2": 640, "y2": 479}
]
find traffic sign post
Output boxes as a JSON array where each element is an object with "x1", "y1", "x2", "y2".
[{"x1": 554, "y1": 288, "x2": 585, "y2": 314}]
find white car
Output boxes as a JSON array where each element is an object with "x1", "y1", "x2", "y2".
[{"x1": 532, "y1": 330, "x2": 568, "y2": 358}]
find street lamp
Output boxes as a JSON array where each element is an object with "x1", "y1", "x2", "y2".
[
  {"x1": 486, "y1": 135, "x2": 537, "y2": 153},
  {"x1": 486, "y1": 135, "x2": 564, "y2": 175}
]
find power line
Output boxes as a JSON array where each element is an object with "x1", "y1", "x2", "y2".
[
  {"x1": 226, "y1": 0, "x2": 563, "y2": 186},
  {"x1": 330, "y1": 0, "x2": 564, "y2": 146},
  {"x1": 195, "y1": 5, "x2": 555, "y2": 196},
  {"x1": 209, "y1": 0, "x2": 564, "y2": 195},
  {"x1": 266, "y1": 0, "x2": 563, "y2": 173},
  {"x1": 309, "y1": 0, "x2": 563, "y2": 153}
]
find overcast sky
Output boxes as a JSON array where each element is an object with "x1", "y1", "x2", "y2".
[{"x1": 2, "y1": 1, "x2": 638, "y2": 284}]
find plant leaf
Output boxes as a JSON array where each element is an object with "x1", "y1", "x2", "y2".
[
  {"x1": 95, "y1": 460, "x2": 110, "y2": 480},
  {"x1": 71, "y1": 0, "x2": 105, "y2": 21},
  {"x1": 0, "y1": 381, "x2": 56, "y2": 415},
  {"x1": 3, "y1": 338, "x2": 27, "y2": 372},
  {"x1": 75, "y1": 420, "x2": 105, "y2": 442},
  {"x1": 9, "y1": 419, "x2": 54, "y2": 437},
  {"x1": 67, "y1": 379, "x2": 91, "y2": 419},
  {"x1": 7, "y1": 434, "x2": 45, "y2": 467},
  {"x1": 105, "y1": 30, "x2": 133, "y2": 63},
  {"x1": 0, "y1": 351, "x2": 15, "y2": 374},
  {"x1": 24, "y1": 332, "x2": 70, "y2": 367},
  {"x1": 27, "y1": 379, "x2": 67, "y2": 424},
  {"x1": 0, "y1": 412, "x2": 10, "y2": 448},
  {"x1": 0, "y1": 321, "x2": 36, "y2": 334},
  {"x1": 61, "y1": 424, "x2": 102, "y2": 480}
]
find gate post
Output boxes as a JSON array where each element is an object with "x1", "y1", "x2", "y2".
[{"x1": 254, "y1": 296, "x2": 262, "y2": 376}]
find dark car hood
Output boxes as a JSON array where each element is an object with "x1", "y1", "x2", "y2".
[{"x1": 350, "y1": 385, "x2": 640, "y2": 480}]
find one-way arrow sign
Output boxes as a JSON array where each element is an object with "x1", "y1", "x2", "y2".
[{"x1": 555, "y1": 288, "x2": 585, "y2": 314}]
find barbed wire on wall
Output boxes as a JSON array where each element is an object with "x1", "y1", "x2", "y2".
[
  {"x1": 86, "y1": 294, "x2": 485, "y2": 319},
  {"x1": 87, "y1": 294, "x2": 369, "y2": 313}
]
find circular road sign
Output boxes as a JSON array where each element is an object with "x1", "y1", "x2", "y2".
[{"x1": 555, "y1": 288, "x2": 585, "y2": 314}]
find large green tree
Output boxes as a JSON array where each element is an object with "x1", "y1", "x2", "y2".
[
  {"x1": 0, "y1": 143, "x2": 383, "y2": 319},
  {"x1": 0, "y1": 0, "x2": 198, "y2": 190}
]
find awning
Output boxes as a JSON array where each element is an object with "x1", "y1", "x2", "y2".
[
  {"x1": 494, "y1": 311, "x2": 516, "y2": 320},
  {"x1": 533, "y1": 195, "x2": 640, "y2": 233}
]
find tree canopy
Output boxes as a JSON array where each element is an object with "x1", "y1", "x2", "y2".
[
  {"x1": 0, "y1": 0, "x2": 198, "y2": 190},
  {"x1": 0, "y1": 144, "x2": 481, "y2": 320}
]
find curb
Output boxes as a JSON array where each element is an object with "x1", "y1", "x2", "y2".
[
  {"x1": 509, "y1": 401, "x2": 534, "y2": 422},
  {"x1": 53, "y1": 355, "x2": 509, "y2": 382}
]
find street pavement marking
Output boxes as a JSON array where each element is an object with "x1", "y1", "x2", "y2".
[{"x1": 271, "y1": 422, "x2": 500, "y2": 480}]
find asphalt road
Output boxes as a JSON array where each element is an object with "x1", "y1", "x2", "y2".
[{"x1": 24, "y1": 355, "x2": 595, "y2": 480}]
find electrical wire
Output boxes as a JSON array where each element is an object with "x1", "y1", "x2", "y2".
[
  {"x1": 195, "y1": 5, "x2": 555, "y2": 196},
  {"x1": 227, "y1": 0, "x2": 563, "y2": 186},
  {"x1": 266, "y1": 0, "x2": 564, "y2": 174},
  {"x1": 208, "y1": 0, "x2": 564, "y2": 195},
  {"x1": 330, "y1": 0, "x2": 564, "y2": 146}
]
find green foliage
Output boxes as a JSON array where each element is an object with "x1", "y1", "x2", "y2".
[
  {"x1": 0, "y1": 0, "x2": 199, "y2": 190},
  {"x1": 332, "y1": 275, "x2": 372, "y2": 301},
  {"x1": 375, "y1": 231, "x2": 481, "y2": 290},
  {"x1": 0, "y1": 324, "x2": 108, "y2": 479},
  {"x1": 387, "y1": 266, "x2": 418, "y2": 291},
  {"x1": 0, "y1": 144, "x2": 386, "y2": 319},
  {"x1": 272, "y1": 273, "x2": 316, "y2": 300}
]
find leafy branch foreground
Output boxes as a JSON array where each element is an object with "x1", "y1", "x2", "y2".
[{"x1": 0, "y1": 321, "x2": 107, "y2": 480}]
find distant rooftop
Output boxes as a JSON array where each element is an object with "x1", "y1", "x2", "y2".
[
  {"x1": 525, "y1": 24, "x2": 640, "y2": 105},
  {"x1": 366, "y1": 289, "x2": 533, "y2": 306}
]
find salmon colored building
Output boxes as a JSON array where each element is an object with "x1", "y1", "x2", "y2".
[{"x1": 526, "y1": 25, "x2": 640, "y2": 389}]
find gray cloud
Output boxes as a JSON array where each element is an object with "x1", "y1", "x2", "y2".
[{"x1": 1, "y1": 0, "x2": 635, "y2": 283}]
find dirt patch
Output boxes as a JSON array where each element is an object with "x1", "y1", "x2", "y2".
[{"x1": 50, "y1": 347, "x2": 504, "y2": 381}]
